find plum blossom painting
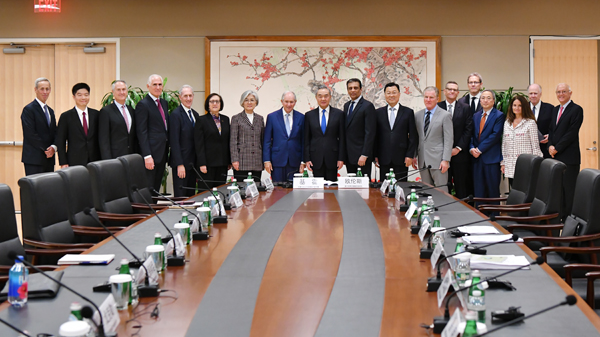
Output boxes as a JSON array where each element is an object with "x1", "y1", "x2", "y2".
[{"x1": 207, "y1": 37, "x2": 440, "y2": 116}]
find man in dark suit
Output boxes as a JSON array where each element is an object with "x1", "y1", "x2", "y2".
[
  {"x1": 98, "y1": 80, "x2": 137, "y2": 159},
  {"x1": 169, "y1": 85, "x2": 199, "y2": 197},
  {"x1": 374, "y1": 82, "x2": 418, "y2": 181},
  {"x1": 263, "y1": 91, "x2": 305, "y2": 183},
  {"x1": 21, "y1": 77, "x2": 57, "y2": 175},
  {"x1": 470, "y1": 90, "x2": 505, "y2": 204},
  {"x1": 528, "y1": 83, "x2": 554, "y2": 158},
  {"x1": 56, "y1": 83, "x2": 101, "y2": 167},
  {"x1": 136, "y1": 74, "x2": 169, "y2": 192},
  {"x1": 548, "y1": 83, "x2": 584, "y2": 219},
  {"x1": 458, "y1": 72, "x2": 483, "y2": 115},
  {"x1": 343, "y1": 78, "x2": 376, "y2": 178},
  {"x1": 438, "y1": 81, "x2": 474, "y2": 198},
  {"x1": 304, "y1": 85, "x2": 345, "y2": 181},
  {"x1": 195, "y1": 93, "x2": 230, "y2": 188}
]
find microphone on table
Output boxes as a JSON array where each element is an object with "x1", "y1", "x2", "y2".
[
  {"x1": 419, "y1": 211, "x2": 491, "y2": 258},
  {"x1": 409, "y1": 194, "x2": 474, "y2": 234},
  {"x1": 152, "y1": 188, "x2": 210, "y2": 241},
  {"x1": 474, "y1": 295, "x2": 577, "y2": 336},
  {"x1": 230, "y1": 172, "x2": 267, "y2": 191},
  {"x1": 7, "y1": 251, "x2": 111, "y2": 337},
  {"x1": 431, "y1": 256, "x2": 545, "y2": 334},
  {"x1": 385, "y1": 165, "x2": 432, "y2": 198},
  {"x1": 82, "y1": 208, "x2": 159, "y2": 297},
  {"x1": 132, "y1": 186, "x2": 185, "y2": 267},
  {"x1": 426, "y1": 232, "x2": 518, "y2": 292},
  {"x1": 191, "y1": 164, "x2": 228, "y2": 223}
]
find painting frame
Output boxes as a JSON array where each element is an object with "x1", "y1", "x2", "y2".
[{"x1": 205, "y1": 36, "x2": 441, "y2": 114}]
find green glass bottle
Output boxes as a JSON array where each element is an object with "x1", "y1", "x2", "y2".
[
  {"x1": 454, "y1": 237, "x2": 465, "y2": 253},
  {"x1": 181, "y1": 212, "x2": 189, "y2": 224},
  {"x1": 356, "y1": 168, "x2": 363, "y2": 177},
  {"x1": 154, "y1": 233, "x2": 162, "y2": 246},
  {"x1": 232, "y1": 178, "x2": 238, "y2": 187},
  {"x1": 410, "y1": 189, "x2": 419, "y2": 218},
  {"x1": 303, "y1": 168, "x2": 309, "y2": 177},
  {"x1": 119, "y1": 258, "x2": 132, "y2": 305},
  {"x1": 432, "y1": 216, "x2": 441, "y2": 228},
  {"x1": 462, "y1": 311, "x2": 479, "y2": 337},
  {"x1": 69, "y1": 302, "x2": 82, "y2": 321},
  {"x1": 247, "y1": 172, "x2": 253, "y2": 181}
]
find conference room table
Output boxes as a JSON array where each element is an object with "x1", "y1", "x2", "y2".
[{"x1": 1, "y1": 183, "x2": 600, "y2": 336}]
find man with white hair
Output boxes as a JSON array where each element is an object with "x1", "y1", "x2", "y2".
[
  {"x1": 169, "y1": 85, "x2": 199, "y2": 197},
  {"x1": 527, "y1": 83, "x2": 553, "y2": 158},
  {"x1": 263, "y1": 91, "x2": 305, "y2": 182},
  {"x1": 136, "y1": 74, "x2": 169, "y2": 192},
  {"x1": 548, "y1": 83, "x2": 583, "y2": 219}
]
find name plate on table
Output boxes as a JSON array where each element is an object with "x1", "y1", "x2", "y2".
[
  {"x1": 293, "y1": 177, "x2": 325, "y2": 189},
  {"x1": 261, "y1": 177, "x2": 274, "y2": 190},
  {"x1": 338, "y1": 177, "x2": 370, "y2": 189}
]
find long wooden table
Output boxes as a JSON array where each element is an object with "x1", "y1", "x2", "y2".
[{"x1": 1, "y1": 185, "x2": 600, "y2": 336}]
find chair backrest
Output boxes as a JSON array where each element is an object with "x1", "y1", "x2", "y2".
[
  {"x1": 118, "y1": 154, "x2": 154, "y2": 204},
  {"x1": 0, "y1": 184, "x2": 26, "y2": 266},
  {"x1": 563, "y1": 169, "x2": 600, "y2": 237},
  {"x1": 507, "y1": 154, "x2": 544, "y2": 205},
  {"x1": 57, "y1": 166, "x2": 101, "y2": 228},
  {"x1": 18, "y1": 173, "x2": 75, "y2": 244},
  {"x1": 87, "y1": 159, "x2": 134, "y2": 214},
  {"x1": 527, "y1": 159, "x2": 566, "y2": 223}
]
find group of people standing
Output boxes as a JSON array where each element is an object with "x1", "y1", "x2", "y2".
[{"x1": 21, "y1": 73, "x2": 583, "y2": 217}]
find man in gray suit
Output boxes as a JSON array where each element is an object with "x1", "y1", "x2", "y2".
[{"x1": 413, "y1": 86, "x2": 453, "y2": 192}]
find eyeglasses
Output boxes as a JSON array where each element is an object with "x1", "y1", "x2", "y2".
[
  {"x1": 468, "y1": 81, "x2": 481, "y2": 85},
  {"x1": 208, "y1": 100, "x2": 220, "y2": 104},
  {"x1": 556, "y1": 90, "x2": 569, "y2": 94},
  {"x1": 445, "y1": 88, "x2": 459, "y2": 92}
]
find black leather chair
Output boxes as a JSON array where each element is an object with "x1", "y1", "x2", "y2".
[
  {"x1": 18, "y1": 174, "x2": 97, "y2": 264},
  {"x1": 87, "y1": 159, "x2": 157, "y2": 216},
  {"x1": 0, "y1": 184, "x2": 82, "y2": 283},
  {"x1": 118, "y1": 154, "x2": 186, "y2": 205},
  {"x1": 58, "y1": 166, "x2": 144, "y2": 228},
  {"x1": 477, "y1": 154, "x2": 543, "y2": 216},
  {"x1": 486, "y1": 159, "x2": 565, "y2": 241}
]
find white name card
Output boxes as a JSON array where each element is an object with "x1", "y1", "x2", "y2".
[
  {"x1": 338, "y1": 177, "x2": 369, "y2": 189},
  {"x1": 380, "y1": 179, "x2": 390, "y2": 194},
  {"x1": 437, "y1": 270, "x2": 453, "y2": 308},
  {"x1": 293, "y1": 177, "x2": 325, "y2": 189},
  {"x1": 230, "y1": 191, "x2": 243, "y2": 208},
  {"x1": 441, "y1": 307, "x2": 462, "y2": 337},
  {"x1": 246, "y1": 183, "x2": 260, "y2": 198},
  {"x1": 261, "y1": 177, "x2": 274, "y2": 190},
  {"x1": 95, "y1": 294, "x2": 120, "y2": 335}
]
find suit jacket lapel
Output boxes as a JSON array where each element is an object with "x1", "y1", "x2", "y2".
[
  {"x1": 34, "y1": 101, "x2": 51, "y2": 130},
  {"x1": 276, "y1": 109, "x2": 289, "y2": 138},
  {"x1": 425, "y1": 110, "x2": 441, "y2": 140},
  {"x1": 555, "y1": 103, "x2": 572, "y2": 128},
  {"x1": 346, "y1": 99, "x2": 362, "y2": 126}
]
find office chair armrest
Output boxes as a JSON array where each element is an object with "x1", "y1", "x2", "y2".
[
  {"x1": 540, "y1": 246, "x2": 600, "y2": 265},
  {"x1": 478, "y1": 205, "x2": 531, "y2": 212},
  {"x1": 71, "y1": 225, "x2": 125, "y2": 233},
  {"x1": 495, "y1": 213, "x2": 560, "y2": 222},
  {"x1": 23, "y1": 239, "x2": 94, "y2": 250},
  {"x1": 131, "y1": 203, "x2": 169, "y2": 211},
  {"x1": 563, "y1": 264, "x2": 600, "y2": 286},
  {"x1": 152, "y1": 196, "x2": 188, "y2": 203},
  {"x1": 523, "y1": 232, "x2": 600, "y2": 245},
  {"x1": 506, "y1": 223, "x2": 564, "y2": 232},
  {"x1": 97, "y1": 212, "x2": 147, "y2": 221},
  {"x1": 25, "y1": 247, "x2": 88, "y2": 256},
  {"x1": 471, "y1": 197, "x2": 508, "y2": 203},
  {"x1": 585, "y1": 271, "x2": 600, "y2": 309}
]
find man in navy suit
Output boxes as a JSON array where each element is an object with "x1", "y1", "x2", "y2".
[
  {"x1": 343, "y1": 78, "x2": 376, "y2": 178},
  {"x1": 136, "y1": 74, "x2": 169, "y2": 192},
  {"x1": 304, "y1": 85, "x2": 345, "y2": 181},
  {"x1": 470, "y1": 90, "x2": 505, "y2": 203},
  {"x1": 56, "y1": 83, "x2": 101, "y2": 167},
  {"x1": 98, "y1": 80, "x2": 137, "y2": 159},
  {"x1": 528, "y1": 83, "x2": 554, "y2": 158},
  {"x1": 548, "y1": 83, "x2": 584, "y2": 219},
  {"x1": 263, "y1": 91, "x2": 305, "y2": 183},
  {"x1": 169, "y1": 85, "x2": 199, "y2": 197},
  {"x1": 438, "y1": 81, "x2": 474, "y2": 199},
  {"x1": 458, "y1": 72, "x2": 483, "y2": 115},
  {"x1": 374, "y1": 83, "x2": 418, "y2": 181},
  {"x1": 21, "y1": 77, "x2": 57, "y2": 175}
]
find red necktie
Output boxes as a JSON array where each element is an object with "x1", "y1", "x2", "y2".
[
  {"x1": 556, "y1": 106, "x2": 564, "y2": 124},
  {"x1": 82, "y1": 111, "x2": 88, "y2": 136},
  {"x1": 121, "y1": 105, "x2": 130, "y2": 133},
  {"x1": 156, "y1": 99, "x2": 167, "y2": 129}
]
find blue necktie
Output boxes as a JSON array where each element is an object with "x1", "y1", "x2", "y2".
[
  {"x1": 347, "y1": 101, "x2": 355, "y2": 120},
  {"x1": 44, "y1": 105, "x2": 51, "y2": 126},
  {"x1": 389, "y1": 107, "x2": 396, "y2": 129},
  {"x1": 321, "y1": 109, "x2": 327, "y2": 134},
  {"x1": 188, "y1": 110, "x2": 195, "y2": 127}
]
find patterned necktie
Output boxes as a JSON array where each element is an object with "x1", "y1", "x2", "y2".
[
  {"x1": 43, "y1": 105, "x2": 51, "y2": 126},
  {"x1": 156, "y1": 99, "x2": 167, "y2": 129},
  {"x1": 557, "y1": 106, "x2": 564, "y2": 124},
  {"x1": 389, "y1": 107, "x2": 396, "y2": 129},
  {"x1": 121, "y1": 105, "x2": 130, "y2": 133},
  {"x1": 188, "y1": 110, "x2": 195, "y2": 127},
  {"x1": 321, "y1": 109, "x2": 327, "y2": 134},
  {"x1": 82, "y1": 111, "x2": 88, "y2": 136},
  {"x1": 212, "y1": 114, "x2": 221, "y2": 135},
  {"x1": 479, "y1": 112, "x2": 487, "y2": 140},
  {"x1": 347, "y1": 101, "x2": 355, "y2": 120},
  {"x1": 448, "y1": 104, "x2": 453, "y2": 116},
  {"x1": 424, "y1": 111, "x2": 431, "y2": 135},
  {"x1": 285, "y1": 113, "x2": 291, "y2": 136}
]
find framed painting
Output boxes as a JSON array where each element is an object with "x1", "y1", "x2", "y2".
[{"x1": 206, "y1": 36, "x2": 441, "y2": 115}]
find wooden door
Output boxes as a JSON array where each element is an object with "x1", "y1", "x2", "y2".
[
  {"x1": 0, "y1": 44, "x2": 56, "y2": 209},
  {"x1": 533, "y1": 39, "x2": 599, "y2": 169}
]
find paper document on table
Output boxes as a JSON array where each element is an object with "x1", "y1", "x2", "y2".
[
  {"x1": 462, "y1": 234, "x2": 523, "y2": 245},
  {"x1": 457, "y1": 226, "x2": 499, "y2": 234},
  {"x1": 58, "y1": 254, "x2": 115, "y2": 265},
  {"x1": 470, "y1": 255, "x2": 531, "y2": 270}
]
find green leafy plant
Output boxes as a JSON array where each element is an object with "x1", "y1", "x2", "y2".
[
  {"x1": 101, "y1": 78, "x2": 181, "y2": 194},
  {"x1": 491, "y1": 87, "x2": 527, "y2": 114}
]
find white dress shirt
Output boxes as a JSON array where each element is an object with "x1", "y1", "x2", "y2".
[
  {"x1": 530, "y1": 101, "x2": 542, "y2": 120},
  {"x1": 75, "y1": 106, "x2": 89, "y2": 129},
  {"x1": 246, "y1": 112, "x2": 254, "y2": 124}
]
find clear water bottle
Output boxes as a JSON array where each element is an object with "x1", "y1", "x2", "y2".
[
  {"x1": 421, "y1": 211, "x2": 432, "y2": 226},
  {"x1": 468, "y1": 290, "x2": 486, "y2": 323},
  {"x1": 454, "y1": 252, "x2": 472, "y2": 288},
  {"x1": 432, "y1": 230, "x2": 445, "y2": 249},
  {"x1": 426, "y1": 196, "x2": 435, "y2": 214},
  {"x1": 8, "y1": 256, "x2": 28, "y2": 308}
]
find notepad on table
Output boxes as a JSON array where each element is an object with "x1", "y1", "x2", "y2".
[{"x1": 58, "y1": 254, "x2": 115, "y2": 265}]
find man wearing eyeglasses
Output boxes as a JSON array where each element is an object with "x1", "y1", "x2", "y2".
[
  {"x1": 438, "y1": 81, "x2": 473, "y2": 199},
  {"x1": 548, "y1": 83, "x2": 583, "y2": 219},
  {"x1": 458, "y1": 72, "x2": 483, "y2": 115}
]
